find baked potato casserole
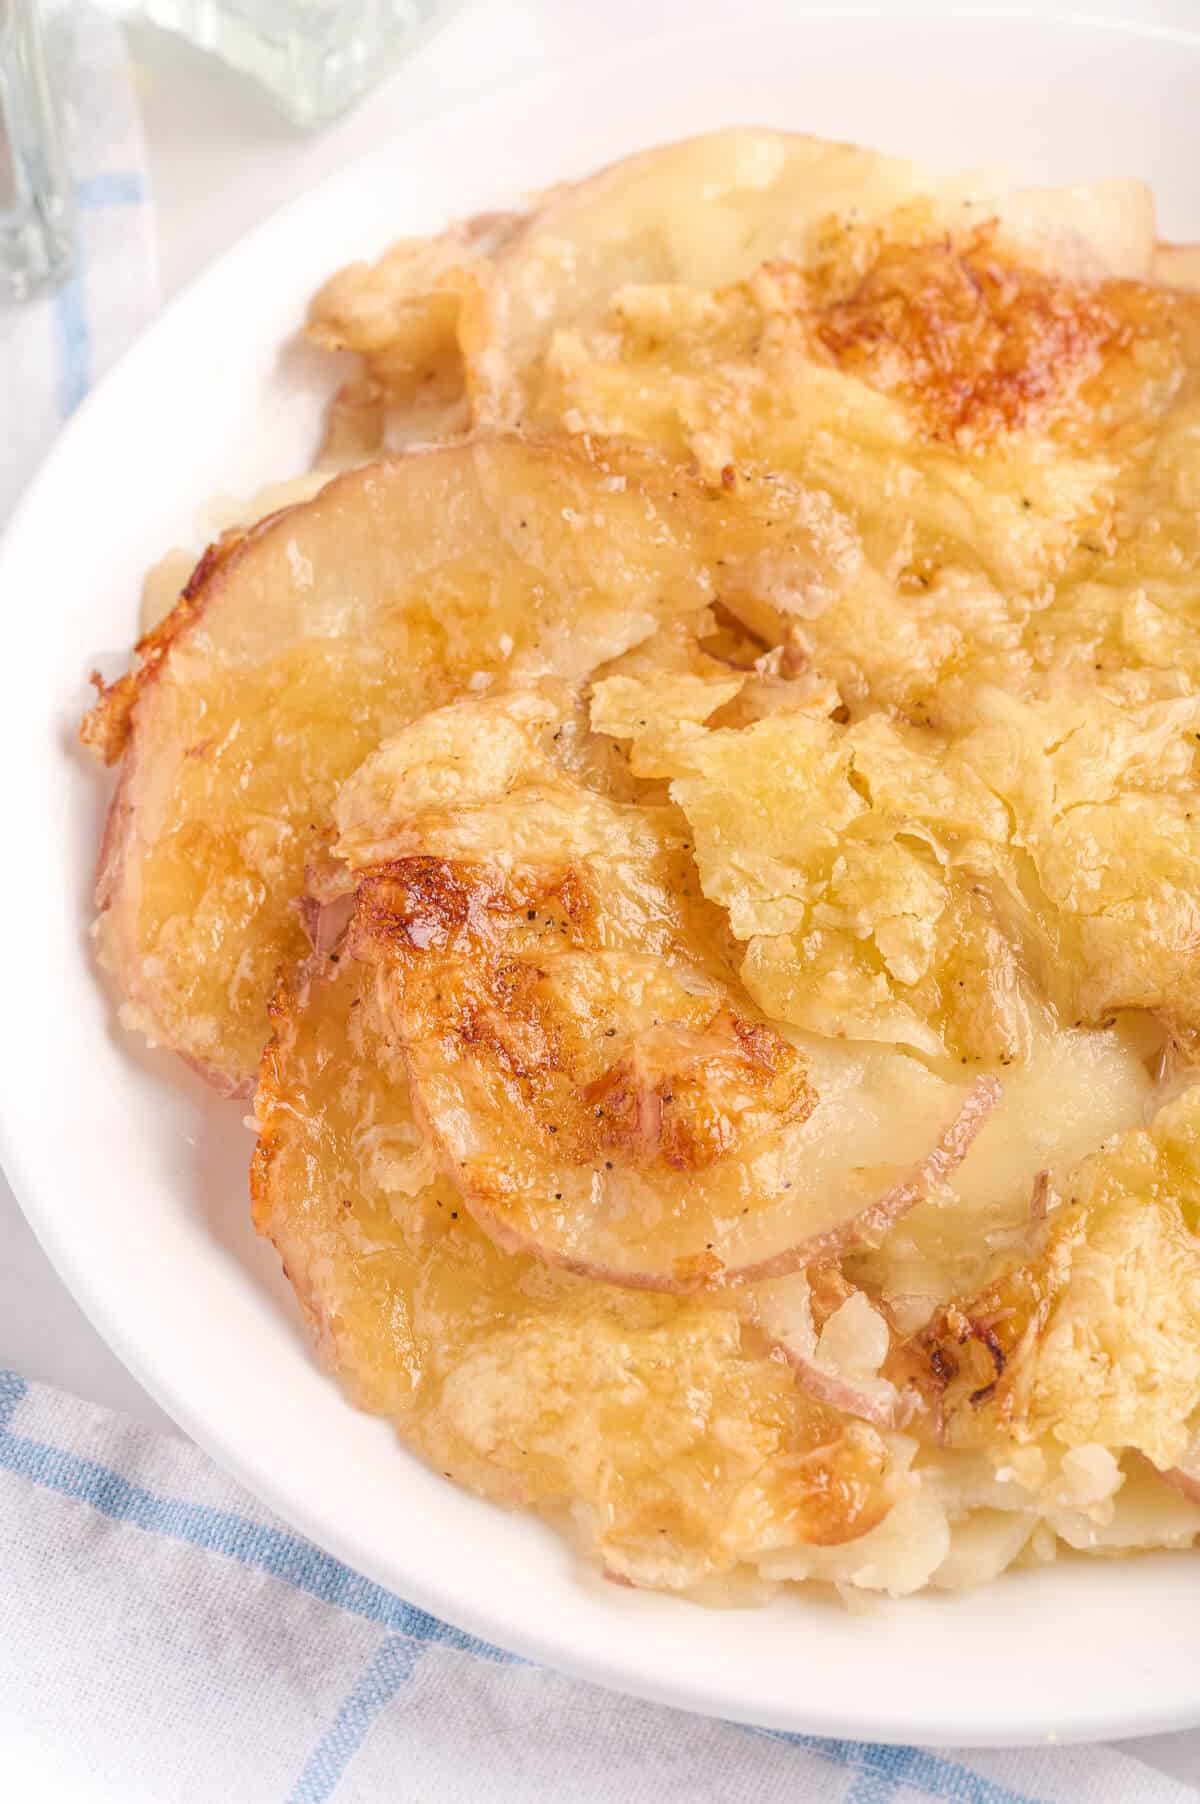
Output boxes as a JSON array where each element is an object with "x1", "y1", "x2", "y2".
[{"x1": 83, "y1": 131, "x2": 1200, "y2": 1601}]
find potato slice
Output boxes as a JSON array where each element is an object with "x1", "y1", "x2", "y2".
[
  {"x1": 307, "y1": 210, "x2": 521, "y2": 460},
  {"x1": 252, "y1": 954, "x2": 904, "y2": 1589},
  {"x1": 328, "y1": 689, "x2": 994, "y2": 1289},
  {"x1": 849, "y1": 1016, "x2": 1162, "y2": 1312},
  {"x1": 307, "y1": 214, "x2": 520, "y2": 361},
  {"x1": 82, "y1": 439, "x2": 715, "y2": 1092},
  {"x1": 471, "y1": 129, "x2": 932, "y2": 426},
  {"x1": 467, "y1": 127, "x2": 1155, "y2": 428},
  {"x1": 543, "y1": 239, "x2": 1193, "y2": 607}
]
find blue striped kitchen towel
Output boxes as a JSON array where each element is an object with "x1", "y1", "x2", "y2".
[
  {"x1": 0, "y1": 1368, "x2": 1196, "y2": 1803},
  {"x1": 0, "y1": 0, "x2": 157, "y2": 522}
]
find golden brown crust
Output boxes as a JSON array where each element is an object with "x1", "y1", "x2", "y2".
[
  {"x1": 251, "y1": 950, "x2": 904, "y2": 1582},
  {"x1": 79, "y1": 529, "x2": 249, "y2": 766},
  {"x1": 894, "y1": 1206, "x2": 1083, "y2": 1425},
  {"x1": 348, "y1": 847, "x2": 819, "y2": 1287},
  {"x1": 354, "y1": 852, "x2": 815, "y2": 1179},
  {"x1": 799, "y1": 230, "x2": 1127, "y2": 444},
  {"x1": 581, "y1": 1008, "x2": 812, "y2": 1175}
]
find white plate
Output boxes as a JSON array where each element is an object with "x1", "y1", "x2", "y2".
[{"x1": 3, "y1": 10, "x2": 1199, "y2": 1750}]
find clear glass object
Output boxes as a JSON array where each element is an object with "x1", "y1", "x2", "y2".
[
  {"x1": 0, "y1": 0, "x2": 75, "y2": 299},
  {"x1": 129, "y1": 0, "x2": 462, "y2": 126}
]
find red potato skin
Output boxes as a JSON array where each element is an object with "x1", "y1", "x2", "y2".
[
  {"x1": 422, "y1": 1060, "x2": 999, "y2": 1296},
  {"x1": 81, "y1": 528, "x2": 251, "y2": 769},
  {"x1": 345, "y1": 847, "x2": 1000, "y2": 1296},
  {"x1": 712, "y1": 1073, "x2": 999, "y2": 1289},
  {"x1": 1163, "y1": 1464, "x2": 1200, "y2": 1505},
  {"x1": 771, "y1": 1355, "x2": 912, "y2": 1431},
  {"x1": 84, "y1": 520, "x2": 271, "y2": 1040},
  {"x1": 81, "y1": 517, "x2": 287, "y2": 1101}
]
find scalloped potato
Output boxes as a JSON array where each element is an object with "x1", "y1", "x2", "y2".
[
  {"x1": 83, "y1": 130, "x2": 1200, "y2": 1601},
  {"x1": 593, "y1": 676, "x2": 1200, "y2": 1061},
  {"x1": 82, "y1": 440, "x2": 716, "y2": 1090},
  {"x1": 253, "y1": 955, "x2": 904, "y2": 1590}
]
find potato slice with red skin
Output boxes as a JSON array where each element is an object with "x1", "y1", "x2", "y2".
[
  {"x1": 80, "y1": 439, "x2": 716, "y2": 1093},
  {"x1": 747, "y1": 1270, "x2": 916, "y2": 1430},
  {"x1": 329, "y1": 691, "x2": 997, "y2": 1289},
  {"x1": 252, "y1": 954, "x2": 904, "y2": 1588},
  {"x1": 345, "y1": 835, "x2": 819, "y2": 1291}
]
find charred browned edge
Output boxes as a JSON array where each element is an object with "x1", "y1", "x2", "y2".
[
  {"x1": 908, "y1": 1305, "x2": 1014, "y2": 1415},
  {"x1": 791, "y1": 1420, "x2": 895, "y2": 1548},
  {"x1": 351, "y1": 851, "x2": 597, "y2": 959},
  {"x1": 765, "y1": 226, "x2": 1136, "y2": 445},
  {"x1": 892, "y1": 1201, "x2": 1087, "y2": 1426},
  {"x1": 79, "y1": 529, "x2": 249, "y2": 767},
  {"x1": 352, "y1": 854, "x2": 815, "y2": 1180},
  {"x1": 581, "y1": 1008, "x2": 815, "y2": 1176},
  {"x1": 351, "y1": 856, "x2": 502, "y2": 957},
  {"x1": 351, "y1": 857, "x2": 589, "y2": 1124}
]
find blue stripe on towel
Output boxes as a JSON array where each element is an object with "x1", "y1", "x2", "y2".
[
  {"x1": 77, "y1": 170, "x2": 144, "y2": 210},
  {"x1": 286, "y1": 1634, "x2": 426, "y2": 1804},
  {"x1": 0, "y1": 1368, "x2": 512, "y2": 1659},
  {"x1": 753, "y1": 1731, "x2": 1047, "y2": 1804},
  {"x1": 0, "y1": 1369, "x2": 27, "y2": 1430},
  {"x1": 1, "y1": 1370, "x2": 1050, "y2": 1804},
  {"x1": 843, "y1": 1771, "x2": 902, "y2": 1804}
]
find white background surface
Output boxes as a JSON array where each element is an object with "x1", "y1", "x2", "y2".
[{"x1": 5, "y1": 0, "x2": 1200, "y2": 1780}]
